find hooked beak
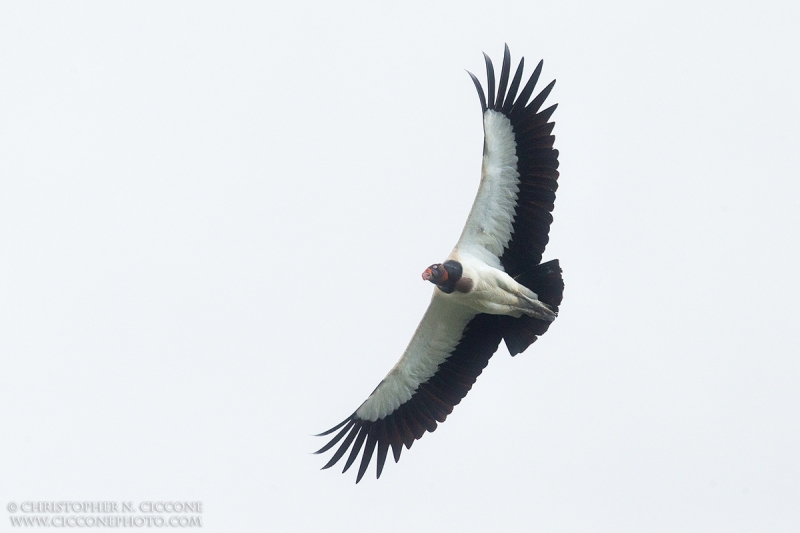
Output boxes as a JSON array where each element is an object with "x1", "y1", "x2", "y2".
[{"x1": 422, "y1": 268, "x2": 433, "y2": 281}]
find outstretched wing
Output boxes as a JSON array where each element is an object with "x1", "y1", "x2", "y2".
[
  {"x1": 456, "y1": 45, "x2": 560, "y2": 278},
  {"x1": 315, "y1": 293, "x2": 504, "y2": 483},
  {"x1": 316, "y1": 46, "x2": 561, "y2": 482}
]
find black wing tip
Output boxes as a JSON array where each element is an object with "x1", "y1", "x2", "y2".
[
  {"x1": 354, "y1": 427, "x2": 378, "y2": 483},
  {"x1": 466, "y1": 70, "x2": 488, "y2": 113},
  {"x1": 313, "y1": 416, "x2": 352, "y2": 437},
  {"x1": 493, "y1": 45, "x2": 511, "y2": 111},
  {"x1": 469, "y1": 47, "x2": 555, "y2": 122},
  {"x1": 483, "y1": 52, "x2": 495, "y2": 110},
  {"x1": 315, "y1": 415, "x2": 386, "y2": 483},
  {"x1": 341, "y1": 425, "x2": 369, "y2": 475}
]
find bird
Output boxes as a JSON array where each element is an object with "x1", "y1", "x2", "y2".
[{"x1": 315, "y1": 45, "x2": 564, "y2": 483}]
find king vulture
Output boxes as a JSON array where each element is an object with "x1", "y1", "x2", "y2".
[{"x1": 316, "y1": 45, "x2": 564, "y2": 483}]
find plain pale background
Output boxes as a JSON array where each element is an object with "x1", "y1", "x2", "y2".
[{"x1": 2, "y1": 1, "x2": 799, "y2": 531}]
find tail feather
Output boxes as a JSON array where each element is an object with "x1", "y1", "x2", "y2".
[{"x1": 502, "y1": 259, "x2": 564, "y2": 356}]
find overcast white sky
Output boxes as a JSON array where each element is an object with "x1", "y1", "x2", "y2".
[{"x1": 2, "y1": 1, "x2": 799, "y2": 531}]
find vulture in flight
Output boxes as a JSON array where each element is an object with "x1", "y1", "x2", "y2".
[{"x1": 315, "y1": 45, "x2": 564, "y2": 482}]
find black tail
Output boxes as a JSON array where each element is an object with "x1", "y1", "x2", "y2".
[{"x1": 501, "y1": 259, "x2": 564, "y2": 356}]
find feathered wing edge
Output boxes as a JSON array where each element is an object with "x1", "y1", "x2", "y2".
[
  {"x1": 467, "y1": 44, "x2": 560, "y2": 277},
  {"x1": 314, "y1": 313, "x2": 504, "y2": 483}
]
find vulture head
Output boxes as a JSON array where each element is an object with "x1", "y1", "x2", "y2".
[{"x1": 422, "y1": 260, "x2": 468, "y2": 294}]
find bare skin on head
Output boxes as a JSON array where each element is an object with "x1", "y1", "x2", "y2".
[{"x1": 421, "y1": 264, "x2": 448, "y2": 283}]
